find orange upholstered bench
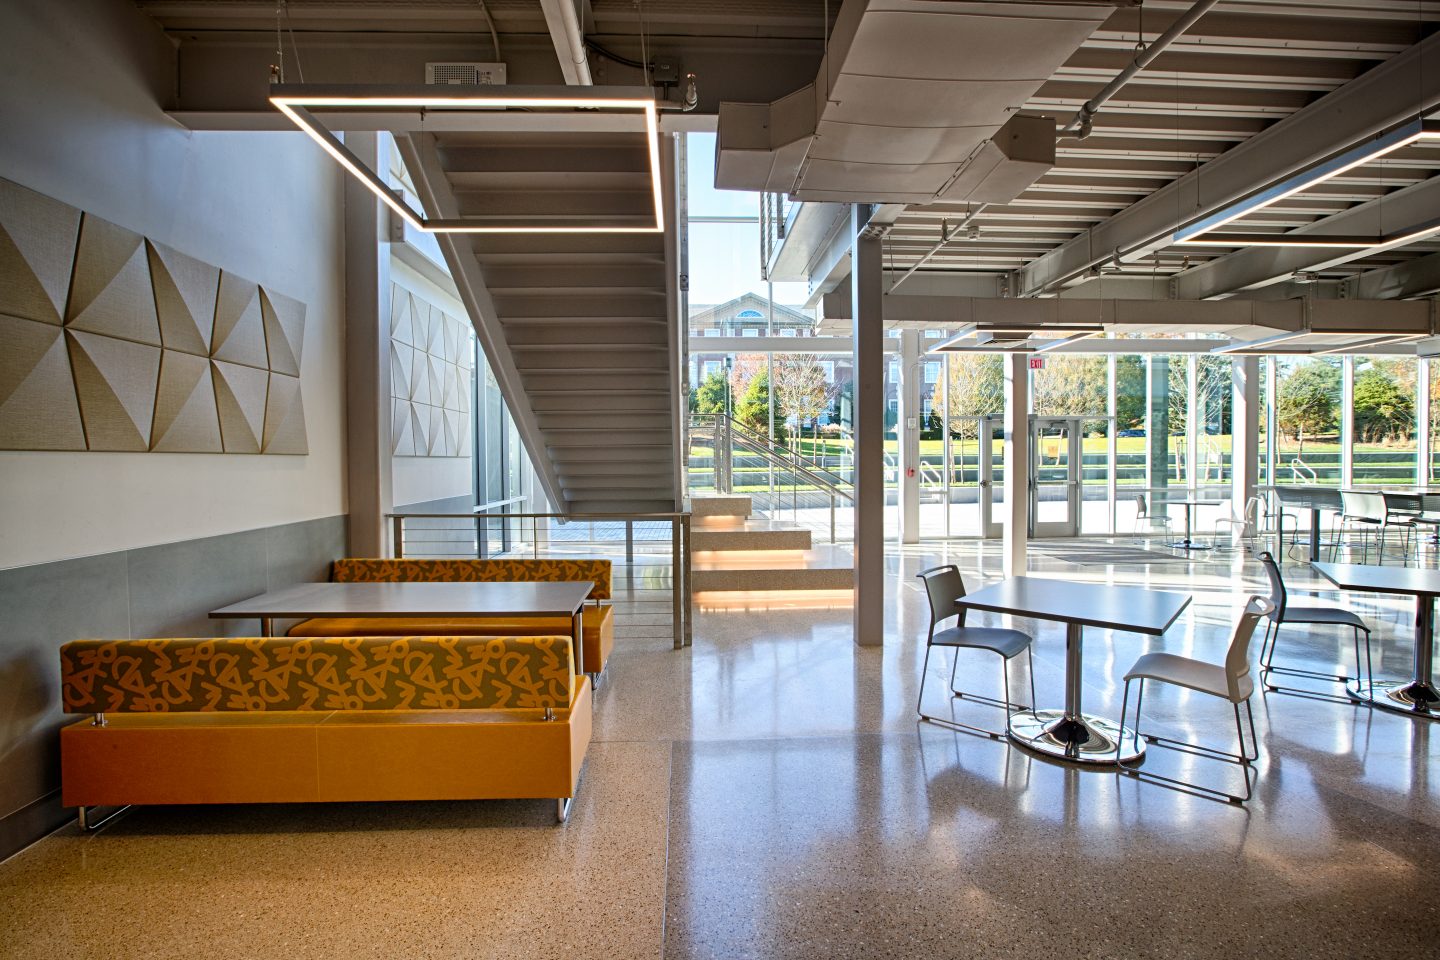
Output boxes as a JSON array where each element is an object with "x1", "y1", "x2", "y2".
[
  {"x1": 287, "y1": 559, "x2": 616, "y2": 677},
  {"x1": 59, "y1": 635, "x2": 591, "y2": 827}
]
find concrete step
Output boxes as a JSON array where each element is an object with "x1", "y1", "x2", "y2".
[
  {"x1": 689, "y1": 495, "x2": 753, "y2": 519},
  {"x1": 691, "y1": 545, "x2": 853, "y2": 593},
  {"x1": 691, "y1": 521, "x2": 812, "y2": 552}
]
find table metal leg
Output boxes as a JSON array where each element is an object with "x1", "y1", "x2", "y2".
[
  {"x1": 1349, "y1": 592, "x2": 1440, "y2": 718},
  {"x1": 1008, "y1": 622, "x2": 1145, "y2": 763},
  {"x1": 1309, "y1": 509, "x2": 1321, "y2": 562},
  {"x1": 262, "y1": 617, "x2": 273, "y2": 638},
  {"x1": 572, "y1": 609, "x2": 586, "y2": 676},
  {"x1": 1167, "y1": 504, "x2": 1211, "y2": 551}
]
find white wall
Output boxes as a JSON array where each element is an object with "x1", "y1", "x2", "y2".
[
  {"x1": 389, "y1": 258, "x2": 476, "y2": 508},
  {"x1": 0, "y1": 0, "x2": 347, "y2": 568}
]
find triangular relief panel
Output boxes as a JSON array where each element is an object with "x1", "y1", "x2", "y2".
[{"x1": 0, "y1": 178, "x2": 80, "y2": 325}]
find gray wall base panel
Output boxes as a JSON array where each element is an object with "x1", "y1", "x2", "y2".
[{"x1": 0, "y1": 514, "x2": 346, "y2": 863}]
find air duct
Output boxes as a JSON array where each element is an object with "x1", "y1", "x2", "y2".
[{"x1": 714, "y1": 0, "x2": 1118, "y2": 204}]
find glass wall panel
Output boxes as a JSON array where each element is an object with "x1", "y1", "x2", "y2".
[
  {"x1": 1351, "y1": 356, "x2": 1417, "y2": 486},
  {"x1": 1274, "y1": 357, "x2": 1342, "y2": 486},
  {"x1": 944, "y1": 354, "x2": 1003, "y2": 536},
  {"x1": 1114, "y1": 354, "x2": 1147, "y2": 533},
  {"x1": 1431, "y1": 360, "x2": 1440, "y2": 485},
  {"x1": 1258, "y1": 357, "x2": 1271, "y2": 488},
  {"x1": 1031, "y1": 355, "x2": 1110, "y2": 533}
]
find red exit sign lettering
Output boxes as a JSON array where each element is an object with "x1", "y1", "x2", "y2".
[{"x1": 1029, "y1": 356, "x2": 1045, "y2": 370}]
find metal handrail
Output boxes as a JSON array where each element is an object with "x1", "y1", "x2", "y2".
[
  {"x1": 1291, "y1": 458, "x2": 1318, "y2": 482},
  {"x1": 706, "y1": 413, "x2": 853, "y2": 495},
  {"x1": 384, "y1": 509, "x2": 693, "y2": 649}
]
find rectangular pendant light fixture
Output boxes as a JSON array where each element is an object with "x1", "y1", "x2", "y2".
[
  {"x1": 270, "y1": 84, "x2": 664, "y2": 234},
  {"x1": 1173, "y1": 118, "x2": 1440, "y2": 250}
]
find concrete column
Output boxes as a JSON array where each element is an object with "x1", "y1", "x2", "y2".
[
  {"x1": 1002, "y1": 353, "x2": 1029, "y2": 577},
  {"x1": 1232, "y1": 356, "x2": 1260, "y2": 525},
  {"x1": 343, "y1": 132, "x2": 394, "y2": 557},
  {"x1": 897, "y1": 329, "x2": 922, "y2": 544},
  {"x1": 851, "y1": 208, "x2": 885, "y2": 647}
]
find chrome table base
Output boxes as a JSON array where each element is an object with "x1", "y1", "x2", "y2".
[
  {"x1": 1008, "y1": 709, "x2": 1145, "y2": 764},
  {"x1": 1348, "y1": 679, "x2": 1440, "y2": 719}
]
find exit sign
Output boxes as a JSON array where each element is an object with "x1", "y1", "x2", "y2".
[{"x1": 1029, "y1": 356, "x2": 1045, "y2": 370}]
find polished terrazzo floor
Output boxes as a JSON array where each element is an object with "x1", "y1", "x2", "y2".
[{"x1": 3, "y1": 540, "x2": 1438, "y2": 959}]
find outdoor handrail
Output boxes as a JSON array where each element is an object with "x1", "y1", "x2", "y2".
[{"x1": 384, "y1": 509, "x2": 693, "y2": 649}]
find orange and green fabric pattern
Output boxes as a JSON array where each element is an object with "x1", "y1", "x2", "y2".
[
  {"x1": 60, "y1": 636, "x2": 574, "y2": 714},
  {"x1": 332, "y1": 558, "x2": 612, "y2": 600}
]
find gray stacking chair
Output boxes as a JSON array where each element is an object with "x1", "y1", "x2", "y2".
[
  {"x1": 1116, "y1": 596, "x2": 1272, "y2": 803},
  {"x1": 916, "y1": 565, "x2": 1036, "y2": 739},
  {"x1": 1256, "y1": 551, "x2": 1373, "y2": 698}
]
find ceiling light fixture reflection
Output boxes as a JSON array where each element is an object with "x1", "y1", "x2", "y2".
[
  {"x1": 1312, "y1": 334, "x2": 1427, "y2": 356},
  {"x1": 269, "y1": 84, "x2": 664, "y2": 234},
  {"x1": 1173, "y1": 118, "x2": 1440, "y2": 250}
]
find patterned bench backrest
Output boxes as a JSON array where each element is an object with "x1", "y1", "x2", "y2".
[
  {"x1": 60, "y1": 636, "x2": 573, "y2": 714},
  {"x1": 333, "y1": 558, "x2": 612, "y2": 600}
]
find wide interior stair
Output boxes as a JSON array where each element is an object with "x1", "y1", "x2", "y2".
[
  {"x1": 424, "y1": 129, "x2": 680, "y2": 515},
  {"x1": 690, "y1": 495, "x2": 853, "y2": 595}
]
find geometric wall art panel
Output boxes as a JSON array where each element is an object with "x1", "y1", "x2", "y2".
[
  {"x1": 66, "y1": 214, "x2": 163, "y2": 347},
  {"x1": 0, "y1": 179, "x2": 80, "y2": 326},
  {"x1": 150, "y1": 350, "x2": 222, "y2": 453},
  {"x1": 147, "y1": 239, "x2": 219, "y2": 356},
  {"x1": 0, "y1": 177, "x2": 309, "y2": 454},
  {"x1": 212, "y1": 358, "x2": 269, "y2": 454},
  {"x1": 66, "y1": 329, "x2": 162, "y2": 451},
  {"x1": 387, "y1": 281, "x2": 472, "y2": 459},
  {"x1": 0, "y1": 314, "x2": 85, "y2": 449},
  {"x1": 211, "y1": 271, "x2": 269, "y2": 370},
  {"x1": 262, "y1": 371, "x2": 308, "y2": 455},
  {"x1": 260, "y1": 287, "x2": 306, "y2": 377}
]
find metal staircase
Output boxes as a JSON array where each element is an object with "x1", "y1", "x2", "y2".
[{"x1": 398, "y1": 129, "x2": 682, "y2": 515}]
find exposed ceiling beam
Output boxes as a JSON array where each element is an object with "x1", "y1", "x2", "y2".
[
  {"x1": 1172, "y1": 174, "x2": 1440, "y2": 299},
  {"x1": 1344, "y1": 250, "x2": 1440, "y2": 299},
  {"x1": 539, "y1": 0, "x2": 592, "y2": 85},
  {"x1": 1012, "y1": 32, "x2": 1440, "y2": 298}
]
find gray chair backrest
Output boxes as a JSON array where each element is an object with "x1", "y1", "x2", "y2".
[
  {"x1": 1342, "y1": 490, "x2": 1385, "y2": 521},
  {"x1": 1225, "y1": 595, "x2": 1274, "y2": 702},
  {"x1": 1257, "y1": 551, "x2": 1286, "y2": 621},
  {"x1": 1135, "y1": 493, "x2": 1149, "y2": 517},
  {"x1": 1384, "y1": 492, "x2": 1422, "y2": 517},
  {"x1": 916, "y1": 565, "x2": 966, "y2": 636}
]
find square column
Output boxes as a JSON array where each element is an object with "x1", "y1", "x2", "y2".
[
  {"x1": 1232, "y1": 356, "x2": 1260, "y2": 529},
  {"x1": 897, "y1": 329, "x2": 922, "y2": 544},
  {"x1": 343, "y1": 132, "x2": 395, "y2": 557},
  {"x1": 1002, "y1": 353, "x2": 1029, "y2": 577},
  {"x1": 851, "y1": 208, "x2": 885, "y2": 646}
]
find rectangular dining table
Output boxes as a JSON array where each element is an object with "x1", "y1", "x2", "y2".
[
  {"x1": 956, "y1": 577, "x2": 1192, "y2": 764},
  {"x1": 211, "y1": 580, "x2": 596, "y2": 673},
  {"x1": 1312, "y1": 562, "x2": 1440, "y2": 719}
]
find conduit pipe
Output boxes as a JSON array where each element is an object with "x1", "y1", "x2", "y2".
[
  {"x1": 1059, "y1": 0, "x2": 1219, "y2": 138},
  {"x1": 539, "y1": 0, "x2": 592, "y2": 86}
]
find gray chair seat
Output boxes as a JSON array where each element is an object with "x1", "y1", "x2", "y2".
[
  {"x1": 1125, "y1": 651, "x2": 1252, "y2": 702},
  {"x1": 932, "y1": 626, "x2": 1031, "y2": 659},
  {"x1": 1276, "y1": 605, "x2": 1367, "y2": 629}
]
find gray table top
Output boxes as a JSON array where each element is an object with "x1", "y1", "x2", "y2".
[
  {"x1": 211, "y1": 580, "x2": 594, "y2": 620},
  {"x1": 1159, "y1": 499, "x2": 1224, "y2": 507},
  {"x1": 1312, "y1": 563, "x2": 1440, "y2": 598},
  {"x1": 956, "y1": 576, "x2": 1192, "y2": 636}
]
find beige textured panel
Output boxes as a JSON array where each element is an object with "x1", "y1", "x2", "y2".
[
  {"x1": 147, "y1": 240, "x2": 218, "y2": 357},
  {"x1": 151, "y1": 350, "x2": 221, "y2": 452},
  {"x1": 426, "y1": 305, "x2": 445, "y2": 356},
  {"x1": 212, "y1": 358, "x2": 268, "y2": 453},
  {"x1": 0, "y1": 313, "x2": 85, "y2": 449},
  {"x1": 390, "y1": 285, "x2": 413, "y2": 346},
  {"x1": 456, "y1": 414, "x2": 471, "y2": 456},
  {"x1": 410, "y1": 403, "x2": 429, "y2": 454},
  {"x1": 262, "y1": 372, "x2": 308, "y2": 454},
  {"x1": 409, "y1": 348, "x2": 430, "y2": 405},
  {"x1": 0, "y1": 179, "x2": 80, "y2": 325},
  {"x1": 442, "y1": 409, "x2": 459, "y2": 457},
  {"x1": 440, "y1": 312, "x2": 458, "y2": 363},
  {"x1": 66, "y1": 330, "x2": 161, "y2": 451},
  {"x1": 457, "y1": 321, "x2": 473, "y2": 369},
  {"x1": 212, "y1": 271, "x2": 268, "y2": 369},
  {"x1": 65, "y1": 215, "x2": 161, "y2": 347},
  {"x1": 457, "y1": 371, "x2": 471, "y2": 413},
  {"x1": 390, "y1": 341, "x2": 413, "y2": 401},
  {"x1": 428, "y1": 355, "x2": 445, "y2": 410},
  {"x1": 410, "y1": 300, "x2": 430, "y2": 355},
  {"x1": 427, "y1": 405, "x2": 443, "y2": 456},
  {"x1": 391, "y1": 398, "x2": 414, "y2": 456},
  {"x1": 260, "y1": 287, "x2": 306, "y2": 376}
]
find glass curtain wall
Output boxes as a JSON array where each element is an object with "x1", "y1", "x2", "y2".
[{"x1": 1350, "y1": 356, "x2": 1417, "y2": 486}]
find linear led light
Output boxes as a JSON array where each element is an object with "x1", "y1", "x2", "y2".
[
  {"x1": 1211, "y1": 329, "x2": 1310, "y2": 355},
  {"x1": 1174, "y1": 118, "x2": 1440, "y2": 249},
  {"x1": 270, "y1": 85, "x2": 663, "y2": 234},
  {"x1": 1033, "y1": 330, "x2": 1101, "y2": 354},
  {"x1": 1312, "y1": 334, "x2": 1427, "y2": 356}
]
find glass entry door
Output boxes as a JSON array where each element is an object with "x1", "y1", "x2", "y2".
[
  {"x1": 977, "y1": 417, "x2": 1006, "y2": 538},
  {"x1": 1030, "y1": 418, "x2": 1082, "y2": 538}
]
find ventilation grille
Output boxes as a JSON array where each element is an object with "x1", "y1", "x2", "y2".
[{"x1": 425, "y1": 62, "x2": 506, "y2": 86}]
